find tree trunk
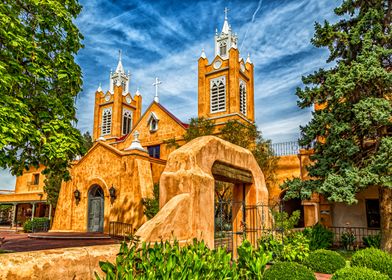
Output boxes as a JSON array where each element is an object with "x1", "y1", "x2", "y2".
[{"x1": 379, "y1": 187, "x2": 392, "y2": 252}]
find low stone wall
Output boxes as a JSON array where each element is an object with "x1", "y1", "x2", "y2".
[{"x1": 0, "y1": 244, "x2": 120, "y2": 280}]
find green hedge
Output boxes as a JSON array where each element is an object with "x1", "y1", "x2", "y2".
[
  {"x1": 23, "y1": 217, "x2": 50, "y2": 233},
  {"x1": 351, "y1": 248, "x2": 392, "y2": 278},
  {"x1": 263, "y1": 262, "x2": 316, "y2": 280},
  {"x1": 303, "y1": 249, "x2": 346, "y2": 274},
  {"x1": 303, "y1": 223, "x2": 334, "y2": 250},
  {"x1": 331, "y1": 267, "x2": 389, "y2": 280}
]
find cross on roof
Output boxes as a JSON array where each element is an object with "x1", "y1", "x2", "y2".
[
  {"x1": 153, "y1": 77, "x2": 162, "y2": 103},
  {"x1": 224, "y1": 7, "x2": 229, "y2": 20}
]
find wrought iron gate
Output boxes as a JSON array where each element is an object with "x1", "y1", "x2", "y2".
[{"x1": 214, "y1": 199, "x2": 275, "y2": 253}]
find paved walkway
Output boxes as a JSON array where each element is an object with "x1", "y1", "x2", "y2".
[{"x1": 0, "y1": 231, "x2": 118, "y2": 253}]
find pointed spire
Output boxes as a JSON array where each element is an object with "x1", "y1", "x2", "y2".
[
  {"x1": 115, "y1": 50, "x2": 124, "y2": 73},
  {"x1": 97, "y1": 83, "x2": 102, "y2": 92},
  {"x1": 135, "y1": 87, "x2": 141, "y2": 96},
  {"x1": 246, "y1": 53, "x2": 252, "y2": 64},
  {"x1": 200, "y1": 48, "x2": 206, "y2": 59},
  {"x1": 222, "y1": 7, "x2": 230, "y2": 34}
]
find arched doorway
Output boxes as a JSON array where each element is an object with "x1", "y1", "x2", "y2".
[{"x1": 88, "y1": 185, "x2": 104, "y2": 232}]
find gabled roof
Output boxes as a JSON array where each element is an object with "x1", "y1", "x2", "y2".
[{"x1": 114, "y1": 101, "x2": 188, "y2": 143}]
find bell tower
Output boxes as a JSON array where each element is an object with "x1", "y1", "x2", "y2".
[
  {"x1": 93, "y1": 52, "x2": 142, "y2": 142},
  {"x1": 198, "y1": 8, "x2": 254, "y2": 128}
]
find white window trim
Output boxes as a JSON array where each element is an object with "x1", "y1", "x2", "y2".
[
  {"x1": 147, "y1": 112, "x2": 159, "y2": 132},
  {"x1": 210, "y1": 76, "x2": 226, "y2": 114},
  {"x1": 101, "y1": 107, "x2": 112, "y2": 136},
  {"x1": 239, "y1": 79, "x2": 247, "y2": 116},
  {"x1": 122, "y1": 108, "x2": 133, "y2": 135}
]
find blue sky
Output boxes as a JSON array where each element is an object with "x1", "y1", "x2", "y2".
[{"x1": 0, "y1": 0, "x2": 340, "y2": 189}]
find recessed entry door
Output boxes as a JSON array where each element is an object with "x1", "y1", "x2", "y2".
[{"x1": 88, "y1": 185, "x2": 104, "y2": 232}]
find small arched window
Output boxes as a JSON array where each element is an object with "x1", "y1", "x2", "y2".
[
  {"x1": 210, "y1": 76, "x2": 226, "y2": 113},
  {"x1": 240, "y1": 80, "x2": 247, "y2": 116},
  {"x1": 122, "y1": 109, "x2": 132, "y2": 135},
  {"x1": 219, "y1": 42, "x2": 227, "y2": 56},
  {"x1": 101, "y1": 108, "x2": 112, "y2": 135}
]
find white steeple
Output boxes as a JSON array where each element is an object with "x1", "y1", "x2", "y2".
[
  {"x1": 135, "y1": 87, "x2": 141, "y2": 96},
  {"x1": 109, "y1": 50, "x2": 130, "y2": 94},
  {"x1": 214, "y1": 7, "x2": 238, "y2": 59},
  {"x1": 115, "y1": 50, "x2": 124, "y2": 73},
  {"x1": 97, "y1": 83, "x2": 102, "y2": 92}
]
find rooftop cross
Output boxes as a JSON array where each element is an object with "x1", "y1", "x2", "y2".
[
  {"x1": 153, "y1": 77, "x2": 162, "y2": 103},
  {"x1": 224, "y1": 7, "x2": 229, "y2": 20}
]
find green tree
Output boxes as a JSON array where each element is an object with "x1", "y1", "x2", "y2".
[
  {"x1": 0, "y1": 1, "x2": 84, "y2": 180},
  {"x1": 220, "y1": 121, "x2": 278, "y2": 190},
  {"x1": 81, "y1": 131, "x2": 93, "y2": 154},
  {"x1": 283, "y1": 1, "x2": 392, "y2": 251},
  {"x1": 183, "y1": 117, "x2": 214, "y2": 142},
  {"x1": 142, "y1": 184, "x2": 160, "y2": 220}
]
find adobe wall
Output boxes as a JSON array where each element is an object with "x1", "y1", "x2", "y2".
[
  {"x1": 51, "y1": 142, "x2": 153, "y2": 233},
  {"x1": 0, "y1": 244, "x2": 119, "y2": 280},
  {"x1": 135, "y1": 136, "x2": 269, "y2": 248},
  {"x1": 14, "y1": 165, "x2": 46, "y2": 194}
]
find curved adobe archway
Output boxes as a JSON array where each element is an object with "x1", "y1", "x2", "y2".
[{"x1": 136, "y1": 136, "x2": 269, "y2": 248}]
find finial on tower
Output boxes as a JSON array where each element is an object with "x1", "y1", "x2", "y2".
[
  {"x1": 97, "y1": 82, "x2": 102, "y2": 92},
  {"x1": 135, "y1": 87, "x2": 141, "y2": 96},
  {"x1": 115, "y1": 50, "x2": 124, "y2": 73},
  {"x1": 221, "y1": 7, "x2": 230, "y2": 34},
  {"x1": 124, "y1": 130, "x2": 147, "y2": 152},
  {"x1": 200, "y1": 48, "x2": 206, "y2": 59},
  {"x1": 153, "y1": 77, "x2": 162, "y2": 103},
  {"x1": 246, "y1": 53, "x2": 252, "y2": 64}
]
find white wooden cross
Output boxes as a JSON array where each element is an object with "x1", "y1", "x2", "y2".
[
  {"x1": 224, "y1": 7, "x2": 229, "y2": 19},
  {"x1": 153, "y1": 77, "x2": 162, "y2": 103}
]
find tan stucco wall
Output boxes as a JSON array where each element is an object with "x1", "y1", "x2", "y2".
[
  {"x1": 0, "y1": 244, "x2": 119, "y2": 280},
  {"x1": 332, "y1": 186, "x2": 379, "y2": 227},
  {"x1": 14, "y1": 165, "x2": 46, "y2": 194},
  {"x1": 51, "y1": 142, "x2": 155, "y2": 233}
]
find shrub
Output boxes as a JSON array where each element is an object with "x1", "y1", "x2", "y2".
[
  {"x1": 263, "y1": 262, "x2": 316, "y2": 280},
  {"x1": 303, "y1": 249, "x2": 346, "y2": 274},
  {"x1": 23, "y1": 217, "x2": 50, "y2": 233},
  {"x1": 363, "y1": 234, "x2": 381, "y2": 249},
  {"x1": 351, "y1": 248, "x2": 392, "y2": 278},
  {"x1": 331, "y1": 267, "x2": 389, "y2": 280},
  {"x1": 340, "y1": 230, "x2": 356, "y2": 250},
  {"x1": 98, "y1": 237, "x2": 242, "y2": 279},
  {"x1": 237, "y1": 239, "x2": 271, "y2": 279},
  {"x1": 303, "y1": 223, "x2": 333, "y2": 250},
  {"x1": 259, "y1": 231, "x2": 310, "y2": 263}
]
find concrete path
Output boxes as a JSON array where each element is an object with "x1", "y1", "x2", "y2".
[{"x1": 0, "y1": 231, "x2": 118, "y2": 253}]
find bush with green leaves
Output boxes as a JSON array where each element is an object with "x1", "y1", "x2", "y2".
[
  {"x1": 303, "y1": 249, "x2": 346, "y2": 274},
  {"x1": 363, "y1": 234, "x2": 381, "y2": 249},
  {"x1": 258, "y1": 231, "x2": 310, "y2": 263},
  {"x1": 303, "y1": 223, "x2": 333, "y2": 250},
  {"x1": 263, "y1": 262, "x2": 316, "y2": 280},
  {"x1": 340, "y1": 231, "x2": 356, "y2": 250},
  {"x1": 23, "y1": 217, "x2": 50, "y2": 233},
  {"x1": 331, "y1": 267, "x2": 390, "y2": 280},
  {"x1": 237, "y1": 239, "x2": 271, "y2": 278},
  {"x1": 96, "y1": 237, "x2": 272, "y2": 279},
  {"x1": 351, "y1": 248, "x2": 392, "y2": 278}
]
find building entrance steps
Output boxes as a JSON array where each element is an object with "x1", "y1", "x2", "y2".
[{"x1": 28, "y1": 232, "x2": 111, "y2": 240}]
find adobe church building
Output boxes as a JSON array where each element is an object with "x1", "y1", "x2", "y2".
[{"x1": 0, "y1": 12, "x2": 380, "y2": 236}]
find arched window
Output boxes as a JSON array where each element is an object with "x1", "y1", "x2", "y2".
[
  {"x1": 210, "y1": 76, "x2": 226, "y2": 113},
  {"x1": 121, "y1": 81, "x2": 126, "y2": 92},
  {"x1": 219, "y1": 42, "x2": 227, "y2": 56},
  {"x1": 101, "y1": 108, "x2": 112, "y2": 135},
  {"x1": 240, "y1": 80, "x2": 247, "y2": 116},
  {"x1": 122, "y1": 109, "x2": 132, "y2": 135}
]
